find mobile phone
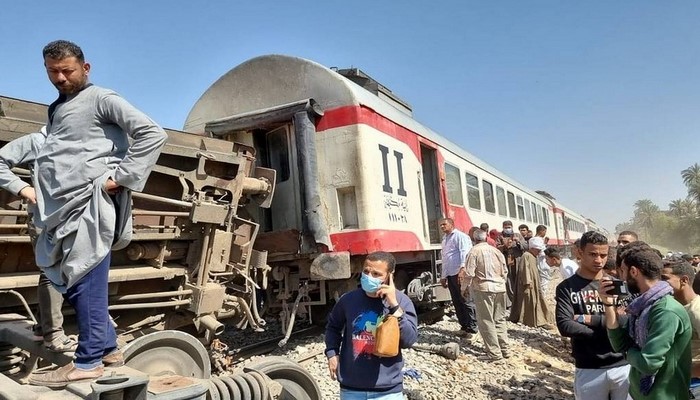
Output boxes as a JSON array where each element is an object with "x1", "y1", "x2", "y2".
[{"x1": 608, "y1": 280, "x2": 628, "y2": 296}]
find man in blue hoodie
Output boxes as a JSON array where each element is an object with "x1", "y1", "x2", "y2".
[{"x1": 325, "y1": 251, "x2": 419, "y2": 399}]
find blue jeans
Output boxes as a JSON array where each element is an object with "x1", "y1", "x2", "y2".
[
  {"x1": 64, "y1": 253, "x2": 117, "y2": 369},
  {"x1": 340, "y1": 388, "x2": 404, "y2": 399}
]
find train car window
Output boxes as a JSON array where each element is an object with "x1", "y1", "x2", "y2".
[
  {"x1": 542, "y1": 207, "x2": 549, "y2": 226},
  {"x1": 535, "y1": 205, "x2": 543, "y2": 224},
  {"x1": 496, "y1": 186, "x2": 507, "y2": 216},
  {"x1": 465, "y1": 172, "x2": 481, "y2": 210},
  {"x1": 444, "y1": 163, "x2": 464, "y2": 205},
  {"x1": 507, "y1": 191, "x2": 517, "y2": 218},
  {"x1": 524, "y1": 199, "x2": 532, "y2": 222},
  {"x1": 483, "y1": 180, "x2": 495, "y2": 213},
  {"x1": 516, "y1": 195, "x2": 524, "y2": 220},
  {"x1": 533, "y1": 203, "x2": 540, "y2": 224}
]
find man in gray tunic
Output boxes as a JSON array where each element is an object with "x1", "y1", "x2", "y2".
[{"x1": 0, "y1": 40, "x2": 167, "y2": 387}]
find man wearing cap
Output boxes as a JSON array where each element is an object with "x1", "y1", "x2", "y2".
[{"x1": 509, "y1": 236, "x2": 551, "y2": 328}]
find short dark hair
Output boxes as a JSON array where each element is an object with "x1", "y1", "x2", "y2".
[
  {"x1": 479, "y1": 223, "x2": 489, "y2": 231},
  {"x1": 621, "y1": 245, "x2": 663, "y2": 280},
  {"x1": 366, "y1": 251, "x2": 396, "y2": 273},
  {"x1": 616, "y1": 241, "x2": 652, "y2": 267},
  {"x1": 618, "y1": 230, "x2": 638, "y2": 240},
  {"x1": 579, "y1": 231, "x2": 608, "y2": 249},
  {"x1": 502, "y1": 220, "x2": 513, "y2": 227},
  {"x1": 536, "y1": 225, "x2": 547, "y2": 234},
  {"x1": 544, "y1": 248, "x2": 560, "y2": 259},
  {"x1": 43, "y1": 40, "x2": 84, "y2": 62},
  {"x1": 603, "y1": 248, "x2": 617, "y2": 271},
  {"x1": 518, "y1": 224, "x2": 529, "y2": 230},
  {"x1": 664, "y1": 261, "x2": 696, "y2": 282},
  {"x1": 681, "y1": 254, "x2": 693, "y2": 262},
  {"x1": 693, "y1": 273, "x2": 700, "y2": 295},
  {"x1": 694, "y1": 254, "x2": 700, "y2": 258}
]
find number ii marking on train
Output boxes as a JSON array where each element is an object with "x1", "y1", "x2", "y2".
[{"x1": 378, "y1": 144, "x2": 407, "y2": 196}]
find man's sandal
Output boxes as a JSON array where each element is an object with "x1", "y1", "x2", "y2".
[{"x1": 44, "y1": 335, "x2": 78, "y2": 353}]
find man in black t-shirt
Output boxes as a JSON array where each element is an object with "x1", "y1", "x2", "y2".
[{"x1": 555, "y1": 231, "x2": 630, "y2": 400}]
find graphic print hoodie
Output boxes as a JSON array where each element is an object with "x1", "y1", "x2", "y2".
[{"x1": 324, "y1": 288, "x2": 418, "y2": 393}]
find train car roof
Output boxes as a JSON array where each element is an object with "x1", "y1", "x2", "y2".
[{"x1": 184, "y1": 54, "x2": 587, "y2": 220}]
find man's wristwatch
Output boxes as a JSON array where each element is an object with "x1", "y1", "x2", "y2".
[{"x1": 576, "y1": 315, "x2": 585, "y2": 324}]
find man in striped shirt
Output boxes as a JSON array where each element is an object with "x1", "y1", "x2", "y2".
[{"x1": 463, "y1": 229, "x2": 510, "y2": 361}]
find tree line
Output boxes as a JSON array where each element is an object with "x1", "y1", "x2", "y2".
[{"x1": 615, "y1": 163, "x2": 700, "y2": 253}]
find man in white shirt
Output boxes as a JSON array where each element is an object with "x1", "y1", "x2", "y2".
[{"x1": 545, "y1": 247, "x2": 579, "y2": 280}]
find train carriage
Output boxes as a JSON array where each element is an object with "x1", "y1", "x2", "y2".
[
  {"x1": 0, "y1": 54, "x2": 606, "y2": 398},
  {"x1": 183, "y1": 54, "x2": 596, "y2": 306}
]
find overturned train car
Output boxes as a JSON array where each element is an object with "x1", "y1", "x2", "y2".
[{"x1": 0, "y1": 93, "x2": 324, "y2": 399}]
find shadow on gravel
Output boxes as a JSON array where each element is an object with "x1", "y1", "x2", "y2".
[
  {"x1": 481, "y1": 365, "x2": 574, "y2": 400},
  {"x1": 416, "y1": 325, "x2": 467, "y2": 343},
  {"x1": 507, "y1": 327, "x2": 573, "y2": 363}
]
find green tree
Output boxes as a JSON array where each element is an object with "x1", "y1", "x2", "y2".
[
  {"x1": 668, "y1": 198, "x2": 696, "y2": 218},
  {"x1": 681, "y1": 163, "x2": 700, "y2": 208},
  {"x1": 633, "y1": 199, "x2": 660, "y2": 240}
]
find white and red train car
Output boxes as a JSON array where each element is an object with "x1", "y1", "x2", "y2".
[{"x1": 182, "y1": 55, "x2": 602, "y2": 306}]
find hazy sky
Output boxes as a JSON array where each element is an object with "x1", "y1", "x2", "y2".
[{"x1": 2, "y1": 2, "x2": 698, "y2": 233}]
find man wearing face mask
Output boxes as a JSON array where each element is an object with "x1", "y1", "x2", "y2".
[
  {"x1": 497, "y1": 220, "x2": 528, "y2": 306},
  {"x1": 602, "y1": 243, "x2": 692, "y2": 399},
  {"x1": 325, "y1": 252, "x2": 418, "y2": 399}
]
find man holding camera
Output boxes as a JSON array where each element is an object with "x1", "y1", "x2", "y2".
[
  {"x1": 555, "y1": 231, "x2": 630, "y2": 400},
  {"x1": 602, "y1": 242, "x2": 691, "y2": 399}
]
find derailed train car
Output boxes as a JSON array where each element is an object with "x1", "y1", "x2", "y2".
[
  {"x1": 0, "y1": 54, "x2": 603, "y2": 398},
  {"x1": 0, "y1": 95, "x2": 320, "y2": 399}
]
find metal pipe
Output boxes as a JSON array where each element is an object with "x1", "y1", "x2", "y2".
[
  {"x1": 0, "y1": 290, "x2": 37, "y2": 324},
  {"x1": 228, "y1": 296, "x2": 263, "y2": 332},
  {"x1": 110, "y1": 289, "x2": 192, "y2": 302},
  {"x1": 132, "y1": 225, "x2": 179, "y2": 230},
  {"x1": 131, "y1": 192, "x2": 192, "y2": 208},
  {"x1": 196, "y1": 314, "x2": 225, "y2": 337},
  {"x1": 250, "y1": 283, "x2": 266, "y2": 327},
  {"x1": 0, "y1": 210, "x2": 28, "y2": 216},
  {"x1": 131, "y1": 210, "x2": 189, "y2": 217},
  {"x1": 10, "y1": 167, "x2": 30, "y2": 176},
  {"x1": 278, "y1": 284, "x2": 307, "y2": 347},
  {"x1": 0, "y1": 236, "x2": 31, "y2": 243},
  {"x1": 107, "y1": 299, "x2": 190, "y2": 310},
  {"x1": 0, "y1": 225, "x2": 26, "y2": 229},
  {"x1": 241, "y1": 177, "x2": 270, "y2": 194},
  {"x1": 196, "y1": 224, "x2": 216, "y2": 287}
]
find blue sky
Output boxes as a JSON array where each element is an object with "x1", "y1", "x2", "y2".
[{"x1": 2, "y1": 2, "x2": 698, "y2": 233}]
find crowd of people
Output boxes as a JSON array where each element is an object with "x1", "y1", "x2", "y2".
[{"x1": 323, "y1": 219, "x2": 700, "y2": 399}]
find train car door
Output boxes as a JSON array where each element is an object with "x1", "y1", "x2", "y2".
[
  {"x1": 260, "y1": 125, "x2": 302, "y2": 232},
  {"x1": 420, "y1": 145, "x2": 442, "y2": 243}
]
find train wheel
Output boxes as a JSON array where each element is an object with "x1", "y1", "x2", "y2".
[
  {"x1": 245, "y1": 356, "x2": 322, "y2": 400},
  {"x1": 121, "y1": 330, "x2": 211, "y2": 379}
]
